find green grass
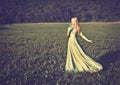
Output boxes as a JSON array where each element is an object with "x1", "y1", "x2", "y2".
[{"x1": 0, "y1": 22, "x2": 120, "y2": 85}]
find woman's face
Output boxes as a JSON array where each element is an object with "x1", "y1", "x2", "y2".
[{"x1": 71, "y1": 18, "x2": 75, "y2": 25}]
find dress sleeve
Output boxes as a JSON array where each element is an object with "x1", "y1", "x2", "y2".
[
  {"x1": 79, "y1": 32, "x2": 90, "y2": 42},
  {"x1": 67, "y1": 27, "x2": 72, "y2": 37}
]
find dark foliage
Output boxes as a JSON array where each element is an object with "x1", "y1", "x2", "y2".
[{"x1": 0, "y1": 0, "x2": 120, "y2": 24}]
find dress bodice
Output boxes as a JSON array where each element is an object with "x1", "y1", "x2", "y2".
[
  {"x1": 69, "y1": 26, "x2": 77, "y2": 37},
  {"x1": 71, "y1": 28, "x2": 77, "y2": 34}
]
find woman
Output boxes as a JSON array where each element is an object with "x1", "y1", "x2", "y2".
[{"x1": 65, "y1": 17, "x2": 103, "y2": 73}]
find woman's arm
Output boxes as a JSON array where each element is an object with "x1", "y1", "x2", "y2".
[
  {"x1": 67, "y1": 27, "x2": 72, "y2": 37},
  {"x1": 79, "y1": 32, "x2": 93, "y2": 43}
]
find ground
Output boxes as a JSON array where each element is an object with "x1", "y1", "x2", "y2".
[{"x1": 0, "y1": 22, "x2": 120, "y2": 85}]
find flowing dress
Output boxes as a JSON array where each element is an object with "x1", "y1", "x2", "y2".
[{"x1": 65, "y1": 26, "x2": 103, "y2": 73}]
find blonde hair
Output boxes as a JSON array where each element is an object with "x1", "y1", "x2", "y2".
[{"x1": 71, "y1": 17, "x2": 81, "y2": 34}]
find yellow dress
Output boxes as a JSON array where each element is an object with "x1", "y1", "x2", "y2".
[{"x1": 65, "y1": 26, "x2": 103, "y2": 73}]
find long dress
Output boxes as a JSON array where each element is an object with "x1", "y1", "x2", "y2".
[{"x1": 65, "y1": 26, "x2": 103, "y2": 73}]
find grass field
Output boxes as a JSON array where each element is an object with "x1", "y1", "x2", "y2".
[{"x1": 0, "y1": 22, "x2": 120, "y2": 85}]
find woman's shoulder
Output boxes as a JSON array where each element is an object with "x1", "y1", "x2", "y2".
[{"x1": 68, "y1": 26, "x2": 73, "y2": 30}]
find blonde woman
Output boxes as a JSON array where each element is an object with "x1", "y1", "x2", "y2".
[{"x1": 66, "y1": 17, "x2": 103, "y2": 73}]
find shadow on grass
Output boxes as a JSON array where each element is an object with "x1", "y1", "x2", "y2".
[{"x1": 97, "y1": 50, "x2": 120, "y2": 71}]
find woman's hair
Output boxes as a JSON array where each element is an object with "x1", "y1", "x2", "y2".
[{"x1": 71, "y1": 17, "x2": 81, "y2": 34}]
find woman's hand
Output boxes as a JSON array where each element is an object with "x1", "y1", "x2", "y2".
[{"x1": 88, "y1": 40, "x2": 93, "y2": 43}]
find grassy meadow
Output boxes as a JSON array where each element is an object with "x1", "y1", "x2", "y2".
[{"x1": 0, "y1": 22, "x2": 120, "y2": 85}]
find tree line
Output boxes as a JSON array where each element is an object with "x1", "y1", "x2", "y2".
[{"x1": 0, "y1": 0, "x2": 120, "y2": 24}]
